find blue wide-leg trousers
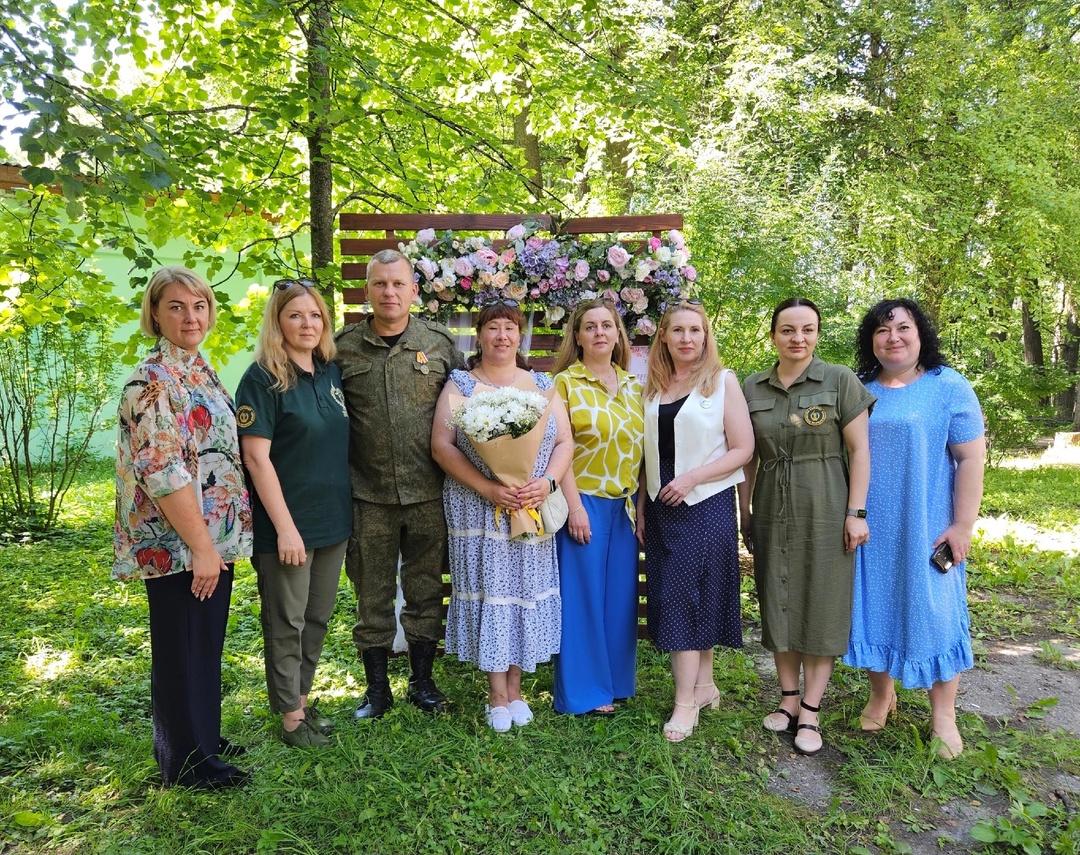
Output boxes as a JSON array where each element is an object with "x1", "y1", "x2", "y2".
[{"x1": 554, "y1": 494, "x2": 639, "y2": 714}]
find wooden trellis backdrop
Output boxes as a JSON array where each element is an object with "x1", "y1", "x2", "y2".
[{"x1": 339, "y1": 212, "x2": 685, "y2": 642}]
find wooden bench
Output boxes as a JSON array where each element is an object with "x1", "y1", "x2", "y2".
[{"x1": 339, "y1": 212, "x2": 684, "y2": 644}]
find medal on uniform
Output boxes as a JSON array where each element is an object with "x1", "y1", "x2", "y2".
[{"x1": 416, "y1": 351, "x2": 429, "y2": 365}]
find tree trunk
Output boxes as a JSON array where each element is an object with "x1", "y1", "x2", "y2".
[
  {"x1": 306, "y1": 0, "x2": 336, "y2": 321},
  {"x1": 1021, "y1": 298, "x2": 1044, "y2": 366},
  {"x1": 512, "y1": 93, "x2": 543, "y2": 202},
  {"x1": 1053, "y1": 292, "x2": 1080, "y2": 425}
]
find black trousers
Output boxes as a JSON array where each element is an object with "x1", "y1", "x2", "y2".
[{"x1": 144, "y1": 568, "x2": 240, "y2": 788}]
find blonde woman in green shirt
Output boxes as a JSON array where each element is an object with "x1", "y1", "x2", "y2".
[{"x1": 551, "y1": 298, "x2": 645, "y2": 716}]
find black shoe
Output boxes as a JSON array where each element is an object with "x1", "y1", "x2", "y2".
[
  {"x1": 355, "y1": 648, "x2": 393, "y2": 720},
  {"x1": 303, "y1": 704, "x2": 335, "y2": 736},
  {"x1": 218, "y1": 737, "x2": 247, "y2": 758},
  {"x1": 406, "y1": 677, "x2": 449, "y2": 714},
  {"x1": 406, "y1": 640, "x2": 449, "y2": 714},
  {"x1": 354, "y1": 687, "x2": 393, "y2": 720},
  {"x1": 194, "y1": 769, "x2": 250, "y2": 791}
]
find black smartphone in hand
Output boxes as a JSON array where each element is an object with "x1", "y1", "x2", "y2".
[{"x1": 931, "y1": 542, "x2": 954, "y2": 573}]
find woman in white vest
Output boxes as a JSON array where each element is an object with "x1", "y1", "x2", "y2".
[{"x1": 637, "y1": 300, "x2": 754, "y2": 742}]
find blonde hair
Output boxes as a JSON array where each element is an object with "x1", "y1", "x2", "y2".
[
  {"x1": 643, "y1": 301, "x2": 724, "y2": 400},
  {"x1": 254, "y1": 283, "x2": 336, "y2": 391},
  {"x1": 140, "y1": 266, "x2": 217, "y2": 338},
  {"x1": 552, "y1": 299, "x2": 631, "y2": 374}
]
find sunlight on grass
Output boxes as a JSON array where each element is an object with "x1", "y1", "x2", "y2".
[
  {"x1": 24, "y1": 646, "x2": 78, "y2": 681},
  {"x1": 0, "y1": 459, "x2": 1077, "y2": 853}
]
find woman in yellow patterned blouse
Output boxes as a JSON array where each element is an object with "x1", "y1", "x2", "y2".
[{"x1": 551, "y1": 298, "x2": 645, "y2": 715}]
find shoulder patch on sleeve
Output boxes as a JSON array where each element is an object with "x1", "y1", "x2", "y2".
[{"x1": 236, "y1": 405, "x2": 256, "y2": 429}]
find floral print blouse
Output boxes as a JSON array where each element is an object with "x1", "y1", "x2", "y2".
[{"x1": 113, "y1": 338, "x2": 252, "y2": 582}]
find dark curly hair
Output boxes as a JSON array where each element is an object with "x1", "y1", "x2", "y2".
[{"x1": 854, "y1": 298, "x2": 948, "y2": 382}]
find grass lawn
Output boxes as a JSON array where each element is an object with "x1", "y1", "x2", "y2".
[{"x1": 1, "y1": 460, "x2": 1078, "y2": 854}]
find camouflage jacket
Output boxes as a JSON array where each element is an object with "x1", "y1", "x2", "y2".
[{"x1": 334, "y1": 316, "x2": 464, "y2": 504}]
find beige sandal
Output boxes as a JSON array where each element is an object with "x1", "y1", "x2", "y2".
[{"x1": 663, "y1": 700, "x2": 699, "y2": 742}]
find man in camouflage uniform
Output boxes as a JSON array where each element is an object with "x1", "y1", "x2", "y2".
[{"x1": 335, "y1": 249, "x2": 464, "y2": 718}]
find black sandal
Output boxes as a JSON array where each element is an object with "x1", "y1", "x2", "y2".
[
  {"x1": 794, "y1": 701, "x2": 823, "y2": 756},
  {"x1": 763, "y1": 689, "x2": 800, "y2": 733}
]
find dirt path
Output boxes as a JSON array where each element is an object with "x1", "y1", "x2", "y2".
[{"x1": 748, "y1": 637, "x2": 1080, "y2": 853}]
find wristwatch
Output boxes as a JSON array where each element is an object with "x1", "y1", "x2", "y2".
[
  {"x1": 846, "y1": 508, "x2": 867, "y2": 519},
  {"x1": 546, "y1": 476, "x2": 557, "y2": 494}
]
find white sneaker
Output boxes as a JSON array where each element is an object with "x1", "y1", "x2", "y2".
[
  {"x1": 508, "y1": 699, "x2": 534, "y2": 727},
  {"x1": 485, "y1": 704, "x2": 512, "y2": 732}
]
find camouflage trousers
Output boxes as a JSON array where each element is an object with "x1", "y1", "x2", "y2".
[{"x1": 345, "y1": 498, "x2": 447, "y2": 653}]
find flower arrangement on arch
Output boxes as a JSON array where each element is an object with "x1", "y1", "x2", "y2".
[{"x1": 397, "y1": 219, "x2": 696, "y2": 336}]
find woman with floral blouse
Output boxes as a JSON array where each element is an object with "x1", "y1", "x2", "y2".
[{"x1": 114, "y1": 266, "x2": 252, "y2": 790}]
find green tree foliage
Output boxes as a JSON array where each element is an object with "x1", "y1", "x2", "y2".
[
  {"x1": 0, "y1": 188, "x2": 119, "y2": 532},
  {"x1": 651, "y1": 0, "x2": 1080, "y2": 445}
]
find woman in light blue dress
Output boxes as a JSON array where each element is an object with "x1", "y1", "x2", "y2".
[{"x1": 844, "y1": 298, "x2": 985, "y2": 759}]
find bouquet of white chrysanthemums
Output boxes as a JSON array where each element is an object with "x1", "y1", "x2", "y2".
[
  {"x1": 448, "y1": 385, "x2": 557, "y2": 538},
  {"x1": 448, "y1": 387, "x2": 550, "y2": 442}
]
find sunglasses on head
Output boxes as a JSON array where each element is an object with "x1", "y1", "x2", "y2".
[
  {"x1": 480, "y1": 298, "x2": 520, "y2": 308},
  {"x1": 663, "y1": 298, "x2": 703, "y2": 315},
  {"x1": 273, "y1": 278, "x2": 316, "y2": 291}
]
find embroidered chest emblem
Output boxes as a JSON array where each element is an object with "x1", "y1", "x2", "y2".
[
  {"x1": 804, "y1": 405, "x2": 827, "y2": 426},
  {"x1": 331, "y1": 384, "x2": 348, "y2": 417}
]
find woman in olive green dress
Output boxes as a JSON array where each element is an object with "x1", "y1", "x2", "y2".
[{"x1": 738, "y1": 298, "x2": 874, "y2": 755}]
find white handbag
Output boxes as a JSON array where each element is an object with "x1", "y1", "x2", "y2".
[{"x1": 539, "y1": 485, "x2": 569, "y2": 534}]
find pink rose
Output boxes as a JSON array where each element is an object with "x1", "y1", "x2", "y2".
[
  {"x1": 507, "y1": 224, "x2": 526, "y2": 240},
  {"x1": 573, "y1": 260, "x2": 590, "y2": 281},
  {"x1": 417, "y1": 228, "x2": 436, "y2": 243},
  {"x1": 620, "y1": 286, "x2": 645, "y2": 303},
  {"x1": 460, "y1": 277, "x2": 472, "y2": 290},
  {"x1": 683, "y1": 265, "x2": 697, "y2": 281},
  {"x1": 526, "y1": 236, "x2": 544, "y2": 250},
  {"x1": 427, "y1": 300, "x2": 440, "y2": 314},
  {"x1": 500, "y1": 247, "x2": 517, "y2": 266},
  {"x1": 453, "y1": 257, "x2": 474, "y2": 278},
  {"x1": 603, "y1": 288, "x2": 620, "y2": 303},
  {"x1": 476, "y1": 247, "x2": 499, "y2": 267},
  {"x1": 538, "y1": 281, "x2": 550, "y2": 294},
  {"x1": 529, "y1": 288, "x2": 541, "y2": 299},
  {"x1": 416, "y1": 258, "x2": 438, "y2": 281},
  {"x1": 668, "y1": 229, "x2": 685, "y2": 248},
  {"x1": 649, "y1": 236, "x2": 662, "y2": 252},
  {"x1": 635, "y1": 317, "x2": 657, "y2": 336},
  {"x1": 606, "y1": 245, "x2": 631, "y2": 269},
  {"x1": 596, "y1": 269, "x2": 611, "y2": 283}
]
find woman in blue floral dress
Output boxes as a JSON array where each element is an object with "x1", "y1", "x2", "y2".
[
  {"x1": 114, "y1": 266, "x2": 252, "y2": 789},
  {"x1": 432, "y1": 301, "x2": 572, "y2": 732}
]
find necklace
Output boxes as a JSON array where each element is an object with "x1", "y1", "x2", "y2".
[
  {"x1": 474, "y1": 366, "x2": 518, "y2": 388},
  {"x1": 586, "y1": 362, "x2": 618, "y2": 392}
]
